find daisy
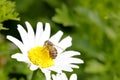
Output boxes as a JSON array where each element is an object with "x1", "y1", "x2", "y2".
[
  {"x1": 52, "y1": 73, "x2": 77, "y2": 80},
  {"x1": 7, "y1": 21, "x2": 83, "y2": 80}
]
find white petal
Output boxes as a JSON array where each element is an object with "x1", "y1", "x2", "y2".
[
  {"x1": 53, "y1": 63, "x2": 78, "y2": 72},
  {"x1": 70, "y1": 74, "x2": 77, "y2": 80},
  {"x1": 52, "y1": 73, "x2": 68, "y2": 80},
  {"x1": 60, "y1": 73, "x2": 68, "y2": 80},
  {"x1": 51, "y1": 65, "x2": 73, "y2": 72},
  {"x1": 56, "y1": 52, "x2": 83, "y2": 64},
  {"x1": 17, "y1": 25, "x2": 30, "y2": 51},
  {"x1": 51, "y1": 51, "x2": 83, "y2": 72},
  {"x1": 17, "y1": 24, "x2": 28, "y2": 45},
  {"x1": 41, "y1": 69, "x2": 51, "y2": 80},
  {"x1": 48, "y1": 66, "x2": 62, "y2": 73},
  {"x1": 60, "y1": 65, "x2": 73, "y2": 72},
  {"x1": 6, "y1": 35, "x2": 26, "y2": 53},
  {"x1": 66, "y1": 58, "x2": 84, "y2": 64},
  {"x1": 11, "y1": 53, "x2": 29, "y2": 62},
  {"x1": 51, "y1": 59, "x2": 73, "y2": 72},
  {"x1": 49, "y1": 31, "x2": 63, "y2": 44},
  {"x1": 69, "y1": 64, "x2": 79, "y2": 68},
  {"x1": 25, "y1": 21, "x2": 35, "y2": 47},
  {"x1": 52, "y1": 74, "x2": 56, "y2": 80},
  {"x1": 52, "y1": 73, "x2": 77, "y2": 80},
  {"x1": 60, "y1": 51, "x2": 81, "y2": 58},
  {"x1": 30, "y1": 64, "x2": 39, "y2": 71},
  {"x1": 58, "y1": 36, "x2": 72, "y2": 53},
  {"x1": 35, "y1": 22, "x2": 43, "y2": 46},
  {"x1": 39, "y1": 23, "x2": 51, "y2": 45}
]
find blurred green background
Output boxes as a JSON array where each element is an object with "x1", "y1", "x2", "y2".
[{"x1": 0, "y1": 0, "x2": 120, "y2": 80}]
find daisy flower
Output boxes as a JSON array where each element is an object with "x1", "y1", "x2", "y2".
[
  {"x1": 7, "y1": 21, "x2": 83, "y2": 80},
  {"x1": 52, "y1": 73, "x2": 77, "y2": 80}
]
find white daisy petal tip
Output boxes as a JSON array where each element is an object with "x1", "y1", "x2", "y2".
[
  {"x1": 80, "y1": 59, "x2": 84, "y2": 63},
  {"x1": 37, "y1": 22, "x2": 43, "y2": 27},
  {"x1": 45, "y1": 23, "x2": 51, "y2": 30},
  {"x1": 11, "y1": 53, "x2": 27, "y2": 62},
  {"x1": 71, "y1": 51, "x2": 81, "y2": 56},
  {"x1": 45, "y1": 22, "x2": 50, "y2": 26},
  {"x1": 49, "y1": 30, "x2": 63, "y2": 44},
  {"x1": 57, "y1": 30, "x2": 63, "y2": 36},
  {"x1": 11, "y1": 54, "x2": 17, "y2": 59},
  {"x1": 52, "y1": 73, "x2": 77, "y2": 80},
  {"x1": 17, "y1": 24, "x2": 22, "y2": 29},
  {"x1": 58, "y1": 36, "x2": 72, "y2": 50},
  {"x1": 61, "y1": 51, "x2": 81, "y2": 58},
  {"x1": 6, "y1": 35, "x2": 10, "y2": 40},
  {"x1": 67, "y1": 36, "x2": 72, "y2": 46},
  {"x1": 11, "y1": 53, "x2": 20, "y2": 59},
  {"x1": 70, "y1": 73, "x2": 77, "y2": 80},
  {"x1": 17, "y1": 24, "x2": 26, "y2": 32},
  {"x1": 7, "y1": 35, "x2": 16, "y2": 41},
  {"x1": 25, "y1": 21, "x2": 33, "y2": 30},
  {"x1": 25, "y1": 21, "x2": 30, "y2": 25},
  {"x1": 45, "y1": 23, "x2": 51, "y2": 31}
]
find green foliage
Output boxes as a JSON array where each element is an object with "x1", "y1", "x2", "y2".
[
  {"x1": 0, "y1": 0, "x2": 19, "y2": 30},
  {"x1": 1, "y1": 0, "x2": 120, "y2": 80},
  {"x1": 51, "y1": 0, "x2": 120, "y2": 79},
  {"x1": 31, "y1": 70, "x2": 45, "y2": 80},
  {"x1": 52, "y1": 4, "x2": 75, "y2": 26}
]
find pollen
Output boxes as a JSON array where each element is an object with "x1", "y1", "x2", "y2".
[{"x1": 28, "y1": 46, "x2": 54, "y2": 68}]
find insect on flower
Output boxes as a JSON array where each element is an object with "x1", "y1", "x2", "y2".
[{"x1": 43, "y1": 40, "x2": 59, "y2": 59}]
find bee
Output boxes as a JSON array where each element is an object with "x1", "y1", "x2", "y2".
[{"x1": 43, "y1": 40, "x2": 57, "y2": 59}]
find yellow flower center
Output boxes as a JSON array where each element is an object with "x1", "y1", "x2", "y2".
[{"x1": 28, "y1": 46, "x2": 54, "y2": 68}]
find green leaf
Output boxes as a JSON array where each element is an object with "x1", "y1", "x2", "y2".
[
  {"x1": 0, "y1": 0, "x2": 19, "y2": 30},
  {"x1": 0, "y1": 24, "x2": 8, "y2": 30},
  {"x1": 52, "y1": 4, "x2": 74, "y2": 26},
  {"x1": 31, "y1": 69, "x2": 45, "y2": 80}
]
